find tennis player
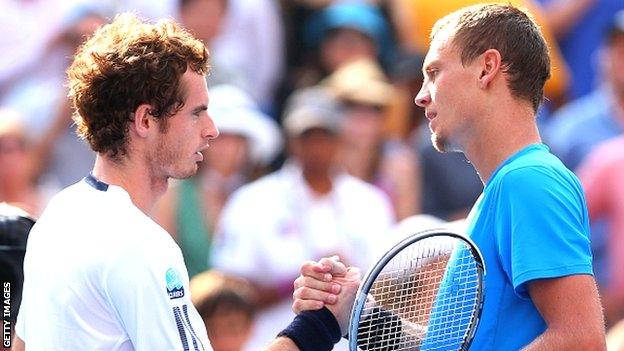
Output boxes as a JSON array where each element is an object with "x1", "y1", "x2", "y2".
[
  {"x1": 9, "y1": 13, "x2": 225, "y2": 351},
  {"x1": 290, "y1": 4, "x2": 607, "y2": 350},
  {"x1": 11, "y1": 13, "x2": 356, "y2": 351},
  {"x1": 12, "y1": 13, "x2": 218, "y2": 351}
]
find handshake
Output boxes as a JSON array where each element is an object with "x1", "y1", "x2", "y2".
[{"x1": 291, "y1": 256, "x2": 362, "y2": 336}]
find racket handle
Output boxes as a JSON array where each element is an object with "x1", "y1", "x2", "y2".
[{"x1": 356, "y1": 307, "x2": 403, "y2": 351}]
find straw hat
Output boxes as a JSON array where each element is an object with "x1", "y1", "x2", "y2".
[{"x1": 322, "y1": 58, "x2": 395, "y2": 107}]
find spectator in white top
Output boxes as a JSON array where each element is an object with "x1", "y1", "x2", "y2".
[{"x1": 212, "y1": 86, "x2": 395, "y2": 351}]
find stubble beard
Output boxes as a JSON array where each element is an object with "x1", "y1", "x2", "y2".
[
  {"x1": 431, "y1": 131, "x2": 461, "y2": 153},
  {"x1": 431, "y1": 132, "x2": 447, "y2": 153},
  {"x1": 153, "y1": 137, "x2": 198, "y2": 180}
]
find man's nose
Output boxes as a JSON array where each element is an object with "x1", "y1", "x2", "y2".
[{"x1": 414, "y1": 88, "x2": 430, "y2": 108}]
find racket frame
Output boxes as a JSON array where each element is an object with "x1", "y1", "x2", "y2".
[{"x1": 348, "y1": 229, "x2": 486, "y2": 351}]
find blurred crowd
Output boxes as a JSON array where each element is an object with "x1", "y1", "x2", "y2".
[{"x1": 1, "y1": 0, "x2": 624, "y2": 350}]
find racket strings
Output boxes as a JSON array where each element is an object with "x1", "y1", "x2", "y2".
[{"x1": 356, "y1": 238, "x2": 481, "y2": 351}]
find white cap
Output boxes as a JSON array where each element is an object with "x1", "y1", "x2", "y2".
[
  {"x1": 282, "y1": 87, "x2": 343, "y2": 137},
  {"x1": 208, "y1": 85, "x2": 283, "y2": 166}
]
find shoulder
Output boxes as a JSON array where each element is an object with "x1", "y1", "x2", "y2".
[
  {"x1": 499, "y1": 146, "x2": 574, "y2": 178},
  {"x1": 29, "y1": 181, "x2": 106, "y2": 242},
  {"x1": 105, "y1": 219, "x2": 184, "y2": 284},
  {"x1": 39, "y1": 181, "x2": 91, "y2": 214},
  {"x1": 493, "y1": 148, "x2": 584, "y2": 202}
]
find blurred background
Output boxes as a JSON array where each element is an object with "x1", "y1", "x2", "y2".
[{"x1": 1, "y1": 0, "x2": 624, "y2": 350}]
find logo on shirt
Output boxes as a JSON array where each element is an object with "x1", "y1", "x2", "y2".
[{"x1": 166, "y1": 268, "x2": 185, "y2": 300}]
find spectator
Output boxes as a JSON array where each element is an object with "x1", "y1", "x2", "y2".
[
  {"x1": 2, "y1": 6, "x2": 105, "y2": 188},
  {"x1": 323, "y1": 58, "x2": 421, "y2": 220},
  {"x1": 212, "y1": 86, "x2": 394, "y2": 350},
  {"x1": 0, "y1": 110, "x2": 53, "y2": 217},
  {"x1": 179, "y1": 0, "x2": 248, "y2": 91},
  {"x1": 291, "y1": 2, "x2": 393, "y2": 90},
  {"x1": 416, "y1": 132, "x2": 483, "y2": 220},
  {"x1": 536, "y1": 0, "x2": 624, "y2": 99},
  {"x1": 578, "y1": 135, "x2": 624, "y2": 327},
  {"x1": 386, "y1": 51, "x2": 426, "y2": 140},
  {"x1": 546, "y1": 9, "x2": 624, "y2": 171},
  {"x1": 190, "y1": 270, "x2": 257, "y2": 351},
  {"x1": 209, "y1": 0, "x2": 285, "y2": 112},
  {"x1": 0, "y1": 0, "x2": 79, "y2": 98}
]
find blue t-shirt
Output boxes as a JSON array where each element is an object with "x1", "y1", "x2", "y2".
[
  {"x1": 464, "y1": 144, "x2": 593, "y2": 349},
  {"x1": 421, "y1": 244, "x2": 481, "y2": 350}
]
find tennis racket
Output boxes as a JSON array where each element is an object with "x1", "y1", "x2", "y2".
[{"x1": 348, "y1": 229, "x2": 485, "y2": 351}]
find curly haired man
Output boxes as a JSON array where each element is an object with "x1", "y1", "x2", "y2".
[{"x1": 13, "y1": 13, "x2": 219, "y2": 350}]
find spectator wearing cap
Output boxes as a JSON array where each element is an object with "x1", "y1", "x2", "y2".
[
  {"x1": 290, "y1": 2, "x2": 394, "y2": 90},
  {"x1": 323, "y1": 58, "x2": 421, "y2": 220},
  {"x1": 211, "y1": 86, "x2": 394, "y2": 351},
  {"x1": 155, "y1": 85, "x2": 282, "y2": 278},
  {"x1": 545, "y1": 10, "x2": 624, "y2": 324}
]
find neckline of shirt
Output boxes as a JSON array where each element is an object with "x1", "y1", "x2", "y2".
[{"x1": 485, "y1": 143, "x2": 548, "y2": 188}]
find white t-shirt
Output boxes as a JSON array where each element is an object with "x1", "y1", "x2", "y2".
[
  {"x1": 16, "y1": 175, "x2": 212, "y2": 351},
  {"x1": 212, "y1": 162, "x2": 395, "y2": 350}
]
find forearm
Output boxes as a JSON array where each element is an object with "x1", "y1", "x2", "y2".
[
  {"x1": 264, "y1": 337, "x2": 300, "y2": 351},
  {"x1": 526, "y1": 275, "x2": 606, "y2": 350},
  {"x1": 522, "y1": 328, "x2": 575, "y2": 350},
  {"x1": 522, "y1": 327, "x2": 605, "y2": 351}
]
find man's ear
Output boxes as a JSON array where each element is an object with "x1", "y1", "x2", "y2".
[
  {"x1": 130, "y1": 104, "x2": 154, "y2": 138},
  {"x1": 478, "y1": 49, "x2": 502, "y2": 89}
]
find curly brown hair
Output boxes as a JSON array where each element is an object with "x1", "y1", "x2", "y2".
[{"x1": 68, "y1": 13, "x2": 209, "y2": 160}]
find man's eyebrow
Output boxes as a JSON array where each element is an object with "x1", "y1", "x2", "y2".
[
  {"x1": 422, "y1": 60, "x2": 440, "y2": 75},
  {"x1": 192, "y1": 104, "x2": 208, "y2": 114}
]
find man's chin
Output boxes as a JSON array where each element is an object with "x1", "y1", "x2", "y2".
[
  {"x1": 431, "y1": 134, "x2": 461, "y2": 153},
  {"x1": 171, "y1": 165, "x2": 199, "y2": 180},
  {"x1": 431, "y1": 134, "x2": 448, "y2": 153}
]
